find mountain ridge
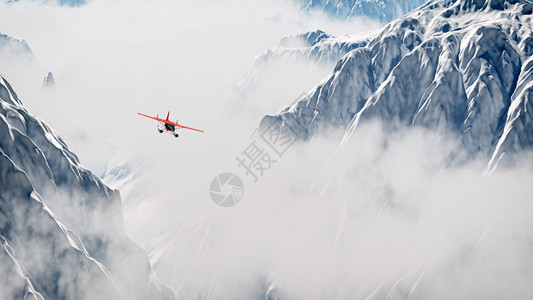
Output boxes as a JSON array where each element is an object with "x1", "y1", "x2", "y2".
[
  {"x1": 297, "y1": 0, "x2": 427, "y2": 23},
  {"x1": 261, "y1": 0, "x2": 533, "y2": 169}
]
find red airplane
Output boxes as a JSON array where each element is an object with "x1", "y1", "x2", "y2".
[{"x1": 138, "y1": 112, "x2": 204, "y2": 137}]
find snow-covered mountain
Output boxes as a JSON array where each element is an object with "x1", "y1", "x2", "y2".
[
  {"x1": 261, "y1": 0, "x2": 533, "y2": 169},
  {"x1": 297, "y1": 0, "x2": 427, "y2": 23},
  {"x1": 0, "y1": 32, "x2": 34, "y2": 63},
  {"x1": 0, "y1": 75, "x2": 176, "y2": 299},
  {"x1": 42, "y1": 72, "x2": 55, "y2": 89},
  {"x1": 231, "y1": 0, "x2": 427, "y2": 106},
  {"x1": 262, "y1": 29, "x2": 371, "y2": 65},
  {"x1": 229, "y1": 30, "x2": 373, "y2": 120}
]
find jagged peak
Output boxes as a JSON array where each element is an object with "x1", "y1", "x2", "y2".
[
  {"x1": 427, "y1": 0, "x2": 533, "y2": 16},
  {"x1": 0, "y1": 31, "x2": 34, "y2": 61},
  {"x1": 0, "y1": 76, "x2": 22, "y2": 106},
  {"x1": 278, "y1": 29, "x2": 332, "y2": 48},
  {"x1": 42, "y1": 72, "x2": 56, "y2": 89}
]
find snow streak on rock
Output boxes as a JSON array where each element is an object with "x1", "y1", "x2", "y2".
[{"x1": 297, "y1": 0, "x2": 427, "y2": 23}]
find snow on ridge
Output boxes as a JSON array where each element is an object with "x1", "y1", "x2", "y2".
[
  {"x1": 0, "y1": 31, "x2": 34, "y2": 62},
  {"x1": 297, "y1": 0, "x2": 428, "y2": 23},
  {"x1": 235, "y1": 29, "x2": 371, "y2": 90},
  {"x1": 260, "y1": 0, "x2": 533, "y2": 168},
  {"x1": 258, "y1": 29, "x2": 371, "y2": 65},
  {"x1": 228, "y1": 29, "x2": 372, "y2": 115}
]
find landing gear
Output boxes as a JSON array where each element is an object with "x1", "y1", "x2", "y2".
[
  {"x1": 174, "y1": 133, "x2": 179, "y2": 138},
  {"x1": 157, "y1": 126, "x2": 163, "y2": 133}
]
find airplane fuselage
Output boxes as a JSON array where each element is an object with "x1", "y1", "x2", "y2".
[
  {"x1": 164, "y1": 123, "x2": 175, "y2": 132},
  {"x1": 158, "y1": 122, "x2": 179, "y2": 137}
]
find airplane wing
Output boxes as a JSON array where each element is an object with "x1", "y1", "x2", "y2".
[
  {"x1": 138, "y1": 112, "x2": 168, "y2": 123},
  {"x1": 177, "y1": 124, "x2": 204, "y2": 133}
]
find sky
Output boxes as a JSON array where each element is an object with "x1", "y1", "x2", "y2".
[{"x1": 1, "y1": 0, "x2": 533, "y2": 299}]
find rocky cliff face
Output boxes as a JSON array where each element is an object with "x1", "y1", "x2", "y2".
[
  {"x1": 261, "y1": 0, "x2": 533, "y2": 168},
  {"x1": 0, "y1": 75, "x2": 176, "y2": 299},
  {"x1": 297, "y1": 0, "x2": 427, "y2": 23}
]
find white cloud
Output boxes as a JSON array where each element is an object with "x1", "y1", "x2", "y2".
[{"x1": 145, "y1": 122, "x2": 533, "y2": 299}]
